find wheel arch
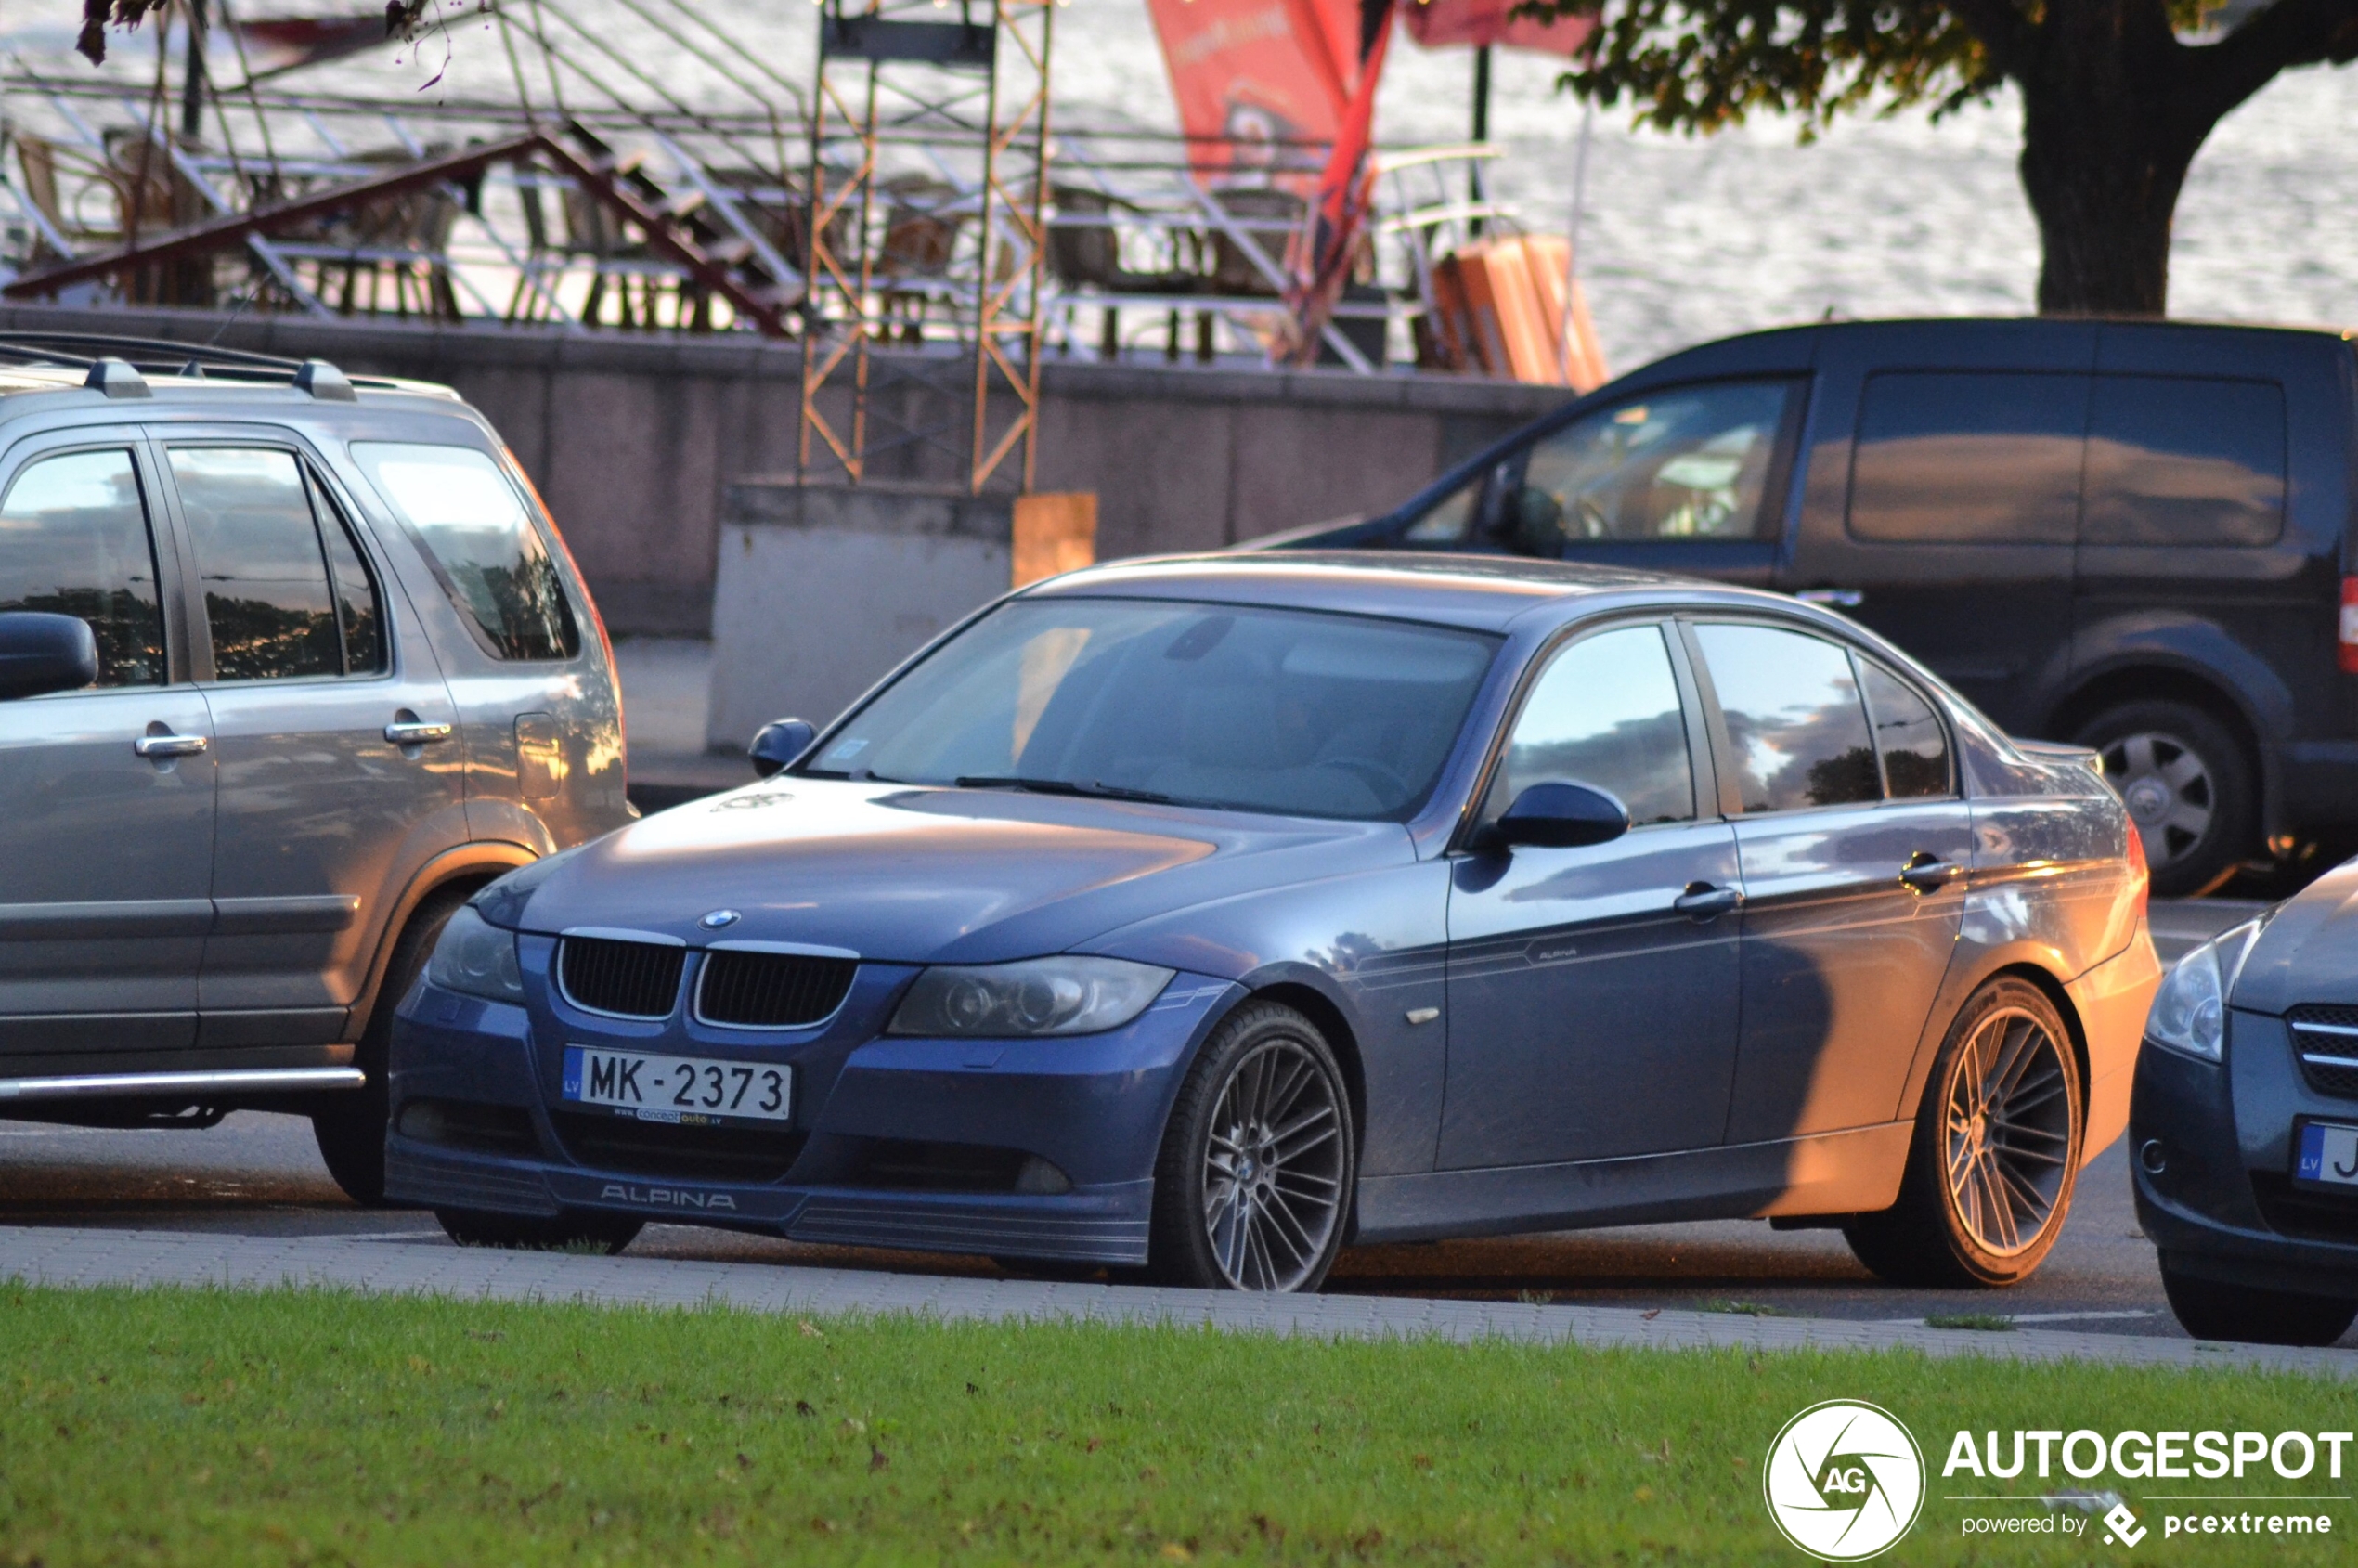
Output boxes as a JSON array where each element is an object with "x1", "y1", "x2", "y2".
[
  {"x1": 1898, "y1": 953, "x2": 2093, "y2": 1157},
  {"x1": 1226, "y1": 978, "x2": 1369, "y2": 1242},
  {"x1": 340, "y1": 842, "x2": 538, "y2": 1043},
  {"x1": 2043, "y1": 656, "x2": 2280, "y2": 844}
]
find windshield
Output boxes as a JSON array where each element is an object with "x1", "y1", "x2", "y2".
[{"x1": 807, "y1": 597, "x2": 1500, "y2": 821}]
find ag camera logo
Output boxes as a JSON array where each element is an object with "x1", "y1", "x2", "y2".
[{"x1": 1765, "y1": 1400, "x2": 1926, "y2": 1560}]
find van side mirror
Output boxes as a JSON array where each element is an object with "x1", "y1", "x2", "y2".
[
  {"x1": 747, "y1": 717, "x2": 817, "y2": 779},
  {"x1": 0, "y1": 612, "x2": 98, "y2": 701},
  {"x1": 1478, "y1": 781, "x2": 1629, "y2": 851}
]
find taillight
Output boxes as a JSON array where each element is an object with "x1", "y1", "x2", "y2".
[
  {"x1": 2340, "y1": 577, "x2": 2358, "y2": 674},
  {"x1": 2123, "y1": 815, "x2": 2151, "y2": 922}
]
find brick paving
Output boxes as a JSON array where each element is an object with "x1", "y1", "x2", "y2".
[{"x1": 4, "y1": 1223, "x2": 2353, "y2": 1379}]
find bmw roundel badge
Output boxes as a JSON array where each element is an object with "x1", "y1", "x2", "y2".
[{"x1": 700, "y1": 909, "x2": 741, "y2": 929}]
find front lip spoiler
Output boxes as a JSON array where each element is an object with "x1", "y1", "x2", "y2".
[{"x1": 0, "y1": 1067, "x2": 366, "y2": 1102}]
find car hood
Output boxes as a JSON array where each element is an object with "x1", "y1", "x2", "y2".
[
  {"x1": 486, "y1": 778, "x2": 1415, "y2": 967},
  {"x1": 2232, "y1": 858, "x2": 2358, "y2": 1014}
]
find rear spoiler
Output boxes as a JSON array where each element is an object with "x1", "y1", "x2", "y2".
[{"x1": 2014, "y1": 738, "x2": 2105, "y2": 775}]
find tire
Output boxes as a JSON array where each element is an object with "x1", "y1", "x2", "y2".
[
  {"x1": 312, "y1": 888, "x2": 470, "y2": 1208},
  {"x1": 2159, "y1": 1260, "x2": 2358, "y2": 1346},
  {"x1": 1145, "y1": 1000, "x2": 1355, "y2": 1292},
  {"x1": 2073, "y1": 700, "x2": 2255, "y2": 898},
  {"x1": 1846, "y1": 978, "x2": 2083, "y2": 1289},
  {"x1": 436, "y1": 1208, "x2": 643, "y2": 1254}
]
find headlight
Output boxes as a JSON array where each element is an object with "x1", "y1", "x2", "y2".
[
  {"x1": 887, "y1": 956, "x2": 1173, "y2": 1038},
  {"x1": 425, "y1": 904, "x2": 525, "y2": 1004},
  {"x1": 2145, "y1": 917, "x2": 2263, "y2": 1062}
]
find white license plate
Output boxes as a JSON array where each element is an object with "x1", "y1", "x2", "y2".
[
  {"x1": 562, "y1": 1046, "x2": 791, "y2": 1125},
  {"x1": 2295, "y1": 1121, "x2": 2358, "y2": 1188}
]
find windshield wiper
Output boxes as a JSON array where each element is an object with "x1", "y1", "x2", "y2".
[{"x1": 954, "y1": 775, "x2": 1172, "y2": 804}]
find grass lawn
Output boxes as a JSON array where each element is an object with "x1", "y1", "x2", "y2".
[{"x1": 0, "y1": 1283, "x2": 2350, "y2": 1565}]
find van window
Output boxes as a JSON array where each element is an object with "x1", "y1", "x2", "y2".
[
  {"x1": 1848, "y1": 372, "x2": 2088, "y2": 544},
  {"x1": 350, "y1": 443, "x2": 578, "y2": 661},
  {"x1": 1508, "y1": 381, "x2": 1794, "y2": 552},
  {"x1": 2081, "y1": 375, "x2": 2285, "y2": 548}
]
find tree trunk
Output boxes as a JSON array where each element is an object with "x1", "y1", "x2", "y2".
[{"x1": 2015, "y1": 0, "x2": 2216, "y2": 316}]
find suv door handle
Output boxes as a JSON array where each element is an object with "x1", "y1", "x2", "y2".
[
  {"x1": 1794, "y1": 588, "x2": 1864, "y2": 608},
  {"x1": 384, "y1": 719, "x2": 455, "y2": 745},
  {"x1": 132, "y1": 732, "x2": 208, "y2": 758},
  {"x1": 1899, "y1": 854, "x2": 1965, "y2": 892},
  {"x1": 1674, "y1": 882, "x2": 1743, "y2": 919}
]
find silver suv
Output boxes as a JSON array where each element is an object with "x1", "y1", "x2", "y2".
[{"x1": 0, "y1": 333, "x2": 631, "y2": 1203}]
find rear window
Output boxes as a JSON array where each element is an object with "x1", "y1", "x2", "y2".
[
  {"x1": 2081, "y1": 375, "x2": 2285, "y2": 547},
  {"x1": 350, "y1": 442, "x2": 578, "y2": 661},
  {"x1": 1847, "y1": 371, "x2": 2087, "y2": 545}
]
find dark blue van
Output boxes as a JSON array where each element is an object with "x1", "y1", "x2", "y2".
[{"x1": 1280, "y1": 318, "x2": 2358, "y2": 897}]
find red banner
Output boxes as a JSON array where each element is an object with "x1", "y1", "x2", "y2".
[
  {"x1": 1142, "y1": 0, "x2": 1371, "y2": 179},
  {"x1": 1401, "y1": 0, "x2": 1595, "y2": 57}
]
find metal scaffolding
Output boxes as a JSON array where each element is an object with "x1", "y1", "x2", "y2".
[{"x1": 797, "y1": 0, "x2": 1053, "y2": 496}]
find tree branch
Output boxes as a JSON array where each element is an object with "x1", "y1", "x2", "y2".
[
  {"x1": 2189, "y1": 0, "x2": 2358, "y2": 120},
  {"x1": 1930, "y1": 0, "x2": 2040, "y2": 77}
]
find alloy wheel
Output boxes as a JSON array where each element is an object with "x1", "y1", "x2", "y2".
[
  {"x1": 1942, "y1": 1005, "x2": 2074, "y2": 1257},
  {"x1": 2099, "y1": 730, "x2": 2214, "y2": 871},
  {"x1": 1200, "y1": 1038, "x2": 1346, "y2": 1290}
]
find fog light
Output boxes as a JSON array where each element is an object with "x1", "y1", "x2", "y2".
[
  {"x1": 1014, "y1": 1155, "x2": 1072, "y2": 1195},
  {"x1": 2139, "y1": 1138, "x2": 2168, "y2": 1175}
]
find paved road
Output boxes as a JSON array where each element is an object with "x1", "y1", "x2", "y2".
[{"x1": 3, "y1": 899, "x2": 2313, "y2": 1342}]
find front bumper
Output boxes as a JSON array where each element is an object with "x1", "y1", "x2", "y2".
[
  {"x1": 383, "y1": 945, "x2": 1240, "y2": 1266},
  {"x1": 2131, "y1": 1008, "x2": 2358, "y2": 1299}
]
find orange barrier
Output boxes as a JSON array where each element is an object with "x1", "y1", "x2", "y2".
[{"x1": 1427, "y1": 234, "x2": 1607, "y2": 390}]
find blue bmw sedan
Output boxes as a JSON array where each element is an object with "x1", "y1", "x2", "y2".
[{"x1": 387, "y1": 555, "x2": 2158, "y2": 1292}]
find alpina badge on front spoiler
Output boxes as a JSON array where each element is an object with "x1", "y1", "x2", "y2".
[{"x1": 700, "y1": 909, "x2": 741, "y2": 929}]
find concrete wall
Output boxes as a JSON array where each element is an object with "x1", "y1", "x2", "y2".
[{"x1": 0, "y1": 305, "x2": 1573, "y2": 637}]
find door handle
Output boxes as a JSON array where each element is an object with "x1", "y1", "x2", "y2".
[
  {"x1": 132, "y1": 732, "x2": 208, "y2": 759},
  {"x1": 1899, "y1": 854, "x2": 1965, "y2": 892},
  {"x1": 384, "y1": 719, "x2": 455, "y2": 745},
  {"x1": 1673, "y1": 882, "x2": 1743, "y2": 919}
]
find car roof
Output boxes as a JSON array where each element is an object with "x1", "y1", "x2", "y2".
[{"x1": 1023, "y1": 550, "x2": 1803, "y2": 634}]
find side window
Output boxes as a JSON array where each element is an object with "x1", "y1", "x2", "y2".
[
  {"x1": 170, "y1": 447, "x2": 362, "y2": 682},
  {"x1": 349, "y1": 442, "x2": 579, "y2": 661},
  {"x1": 1485, "y1": 623, "x2": 1694, "y2": 827},
  {"x1": 1509, "y1": 381, "x2": 1794, "y2": 553},
  {"x1": 313, "y1": 483, "x2": 387, "y2": 675},
  {"x1": 1693, "y1": 623, "x2": 1879, "y2": 812},
  {"x1": 0, "y1": 448, "x2": 166, "y2": 688},
  {"x1": 2082, "y1": 375, "x2": 2285, "y2": 547},
  {"x1": 1848, "y1": 371, "x2": 2088, "y2": 544},
  {"x1": 1400, "y1": 470, "x2": 1484, "y2": 544},
  {"x1": 1859, "y1": 657, "x2": 1950, "y2": 798}
]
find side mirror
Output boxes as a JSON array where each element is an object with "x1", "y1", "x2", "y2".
[
  {"x1": 1481, "y1": 781, "x2": 1629, "y2": 851},
  {"x1": 747, "y1": 717, "x2": 817, "y2": 779},
  {"x1": 0, "y1": 612, "x2": 97, "y2": 701}
]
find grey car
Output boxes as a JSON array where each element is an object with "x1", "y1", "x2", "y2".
[{"x1": 0, "y1": 334, "x2": 630, "y2": 1203}]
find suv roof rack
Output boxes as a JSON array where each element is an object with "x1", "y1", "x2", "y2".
[{"x1": 0, "y1": 331, "x2": 397, "y2": 394}]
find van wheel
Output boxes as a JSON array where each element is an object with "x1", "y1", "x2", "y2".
[
  {"x1": 1146, "y1": 1002, "x2": 1355, "y2": 1293},
  {"x1": 436, "y1": 1208, "x2": 642, "y2": 1254},
  {"x1": 313, "y1": 888, "x2": 470, "y2": 1207},
  {"x1": 2073, "y1": 700, "x2": 2254, "y2": 898},
  {"x1": 2159, "y1": 1259, "x2": 2358, "y2": 1345},
  {"x1": 1845, "y1": 978, "x2": 2083, "y2": 1289}
]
